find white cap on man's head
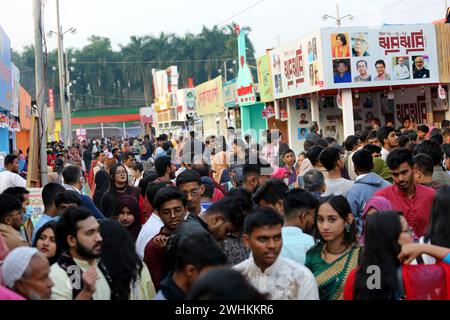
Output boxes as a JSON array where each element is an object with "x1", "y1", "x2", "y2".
[{"x1": 2, "y1": 247, "x2": 39, "y2": 288}]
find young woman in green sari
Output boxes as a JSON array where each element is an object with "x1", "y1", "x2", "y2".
[{"x1": 305, "y1": 195, "x2": 360, "y2": 300}]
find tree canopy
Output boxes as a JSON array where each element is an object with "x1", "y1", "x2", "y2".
[{"x1": 12, "y1": 23, "x2": 256, "y2": 111}]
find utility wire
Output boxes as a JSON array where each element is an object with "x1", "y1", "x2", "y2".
[{"x1": 217, "y1": 0, "x2": 267, "y2": 25}]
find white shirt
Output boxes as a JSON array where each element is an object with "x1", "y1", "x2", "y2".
[
  {"x1": 124, "y1": 164, "x2": 135, "y2": 186},
  {"x1": 381, "y1": 147, "x2": 390, "y2": 161},
  {"x1": 136, "y1": 213, "x2": 164, "y2": 260},
  {"x1": 0, "y1": 170, "x2": 26, "y2": 193},
  {"x1": 233, "y1": 256, "x2": 319, "y2": 300},
  {"x1": 322, "y1": 178, "x2": 354, "y2": 197},
  {"x1": 393, "y1": 64, "x2": 410, "y2": 80}
]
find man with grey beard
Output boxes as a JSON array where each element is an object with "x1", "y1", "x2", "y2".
[{"x1": 2, "y1": 247, "x2": 54, "y2": 300}]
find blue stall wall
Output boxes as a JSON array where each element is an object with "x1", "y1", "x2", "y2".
[
  {"x1": 0, "y1": 128, "x2": 10, "y2": 154},
  {"x1": 240, "y1": 103, "x2": 267, "y2": 142}
]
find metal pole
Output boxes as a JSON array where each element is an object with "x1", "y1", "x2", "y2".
[
  {"x1": 32, "y1": 0, "x2": 48, "y2": 185},
  {"x1": 64, "y1": 50, "x2": 73, "y2": 146},
  {"x1": 223, "y1": 60, "x2": 227, "y2": 82},
  {"x1": 56, "y1": 0, "x2": 69, "y2": 147}
]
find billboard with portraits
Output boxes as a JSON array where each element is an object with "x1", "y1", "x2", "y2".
[{"x1": 323, "y1": 24, "x2": 439, "y2": 89}]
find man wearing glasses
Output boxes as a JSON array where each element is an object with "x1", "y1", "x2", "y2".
[
  {"x1": 164, "y1": 193, "x2": 245, "y2": 275},
  {"x1": 175, "y1": 170, "x2": 204, "y2": 217},
  {"x1": 143, "y1": 187, "x2": 187, "y2": 291},
  {"x1": 0, "y1": 194, "x2": 29, "y2": 250}
]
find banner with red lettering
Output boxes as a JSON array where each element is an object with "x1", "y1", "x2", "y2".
[
  {"x1": 269, "y1": 31, "x2": 323, "y2": 99},
  {"x1": 322, "y1": 24, "x2": 439, "y2": 89},
  {"x1": 195, "y1": 76, "x2": 224, "y2": 116}
]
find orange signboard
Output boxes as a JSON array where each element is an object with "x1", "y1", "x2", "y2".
[{"x1": 19, "y1": 86, "x2": 32, "y2": 130}]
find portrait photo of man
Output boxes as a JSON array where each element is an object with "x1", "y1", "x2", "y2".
[
  {"x1": 296, "y1": 98, "x2": 308, "y2": 110},
  {"x1": 354, "y1": 60, "x2": 372, "y2": 82},
  {"x1": 333, "y1": 59, "x2": 352, "y2": 83},
  {"x1": 374, "y1": 60, "x2": 391, "y2": 81},
  {"x1": 412, "y1": 56, "x2": 430, "y2": 79},
  {"x1": 393, "y1": 56, "x2": 410, "y2": 80},
  {"x1": 299, "y1": 113, "x2": 309, "y2": 125}
]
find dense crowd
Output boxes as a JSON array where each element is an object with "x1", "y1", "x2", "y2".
[{"x1": 1, "y1": 118, "x2": 450, "y2": 300}]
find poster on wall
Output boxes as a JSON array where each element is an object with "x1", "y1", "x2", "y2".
[
  {"x1": 431, "y1": 85, "x2": 448, "y2": 112},
  {"x1": 223, "y1": 79, "x2": 238, "y2": 108},
  {"x1": 322, "y1": 25, "x2": 439, "y2": 89},
  {"x1": 257, "y1": 54, "x2": 274, "y2": 102}
]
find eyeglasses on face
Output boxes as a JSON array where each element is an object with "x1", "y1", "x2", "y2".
[
  {"x1": 182, "y1": 189, "x2": 201, "y2": 196},
  {"x1": 160, "y1": 206, "x2": 184, "y2": 217}
]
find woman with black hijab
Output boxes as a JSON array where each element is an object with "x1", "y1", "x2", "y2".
[{"x1": 113, "y1": 195, "x2": 142, "y2": 242}]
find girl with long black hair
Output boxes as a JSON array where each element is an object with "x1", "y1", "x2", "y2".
[
  {"x1": 99, "y1": 220, "x2": 155, "y2": 300},
  {"x1": 305, "y1": 196, "x2": 360, "y2": 300},
  {"x1": 101, "y1": 163, "x2": 140, "y2": 217},
  {"x1": 345, "y1": 211, "x2": 450, "y2": 300}
]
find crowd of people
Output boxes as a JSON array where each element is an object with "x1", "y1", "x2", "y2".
[{"x1": 1, "y1": 118, "x2": 450, "y2": 301}]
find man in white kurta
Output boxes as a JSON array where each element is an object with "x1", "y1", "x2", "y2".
[
  {"x1": 233, "y1": 207, "x2": 319, "y2": 300},
  {"x1": 234, "y1": 255, "x2": 319, "y2": 300}
]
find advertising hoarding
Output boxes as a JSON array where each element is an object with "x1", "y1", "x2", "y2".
[{"x1": 322, "y1": 24, "x2": 439, "y2": 89}]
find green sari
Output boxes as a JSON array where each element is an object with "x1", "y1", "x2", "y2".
[{"x1": 305, "y1": 243, "x2": 360, "y2": 300}]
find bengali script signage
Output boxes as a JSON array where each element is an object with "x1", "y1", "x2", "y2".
[
  {"x1": 269, "y1": 31, "x2": 324, "y2": 99},
  {"x1": 322, "y1": 24, "x2": 439, "y2": 89},
  {"x1": 195, "y1": 76, "x2": 224, "y2": 116}
]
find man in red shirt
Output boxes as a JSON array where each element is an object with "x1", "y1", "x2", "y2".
[
  {"x1": 143, "y1": 186, "x2": 186, "y2": 291},
  {"x1": 374, "y1": 148, "x2": 435, "y2": 239}
]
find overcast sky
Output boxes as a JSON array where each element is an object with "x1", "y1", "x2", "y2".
[{"x1": 0, "y1": 0, "x2": 447, "y2": 57}]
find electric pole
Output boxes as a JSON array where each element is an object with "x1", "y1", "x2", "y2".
[
  {"x1": 32, "y1": 0, "x2": 48, "y2": 185},
  {"x1": 56, "y1": 0, "x2": 71, "y2": 147}
]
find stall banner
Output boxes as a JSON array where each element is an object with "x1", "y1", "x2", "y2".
[
  {"x1": 223, "y1": 79, "x2": 238, "y2": 108},
  {"x1": 322, "y1": 24, "x2": 439, "y2": 89},
  {"x1": 11, "y1": 63, "x2": 19, "y2": 116},
  {"x1": 19, "y1": 87, "x2": 32, "y2": 130},
  {"x1": 257, "y1": 54, "x2": 274, "y2": 102},
  {"x1": 195, "y1": 76, "x2": 224, "y2": 116},
  {"x1": 270, "y1": 38, "x2": 306, "y2": 99},
  {"x1": 269, "y1": 31, "x2": 324, "y2": 99},
  {"x1": 176, "y1": 88, "x2": 196, "y2": 118},
  {"x1": 185, "y1": 89, "x2": 196, "y2": 114},
  {"x1": 140, "y1": 106, "x2": 156, "y2": 125},
  {"x1": 47, "y1": 88, "x2": 55, "y2": 134},
  {"x1": 237, "y1": 27, "x2": 256, "y2": 106},
  {"x1": 0, "y1": 25, "x2": 12, "y2": 112}
]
